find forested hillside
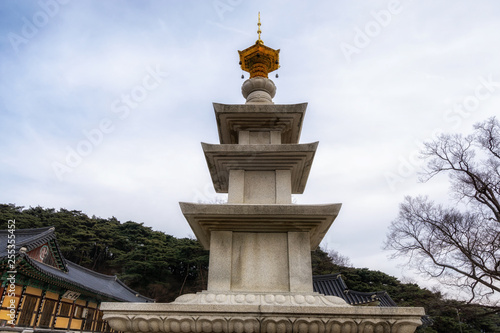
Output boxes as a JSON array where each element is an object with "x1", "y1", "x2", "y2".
[
  {"x1": 0, "y1": 204, "x2": 208, "y2": 301},
  {"x1": 1, "y1": 204, "x2": 498, "y2": 332}
]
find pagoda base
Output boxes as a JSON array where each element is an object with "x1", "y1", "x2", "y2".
[
  {"x1": 173, "y1": 291, "x2": 348, "y2": 307},
  {"x1": 101, "y1": 295, "x2": 425, "y2": 333}
]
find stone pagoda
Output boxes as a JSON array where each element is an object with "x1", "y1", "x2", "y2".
[{"x1": 101, "y1": 15, "x2": 425, "y2": 333}]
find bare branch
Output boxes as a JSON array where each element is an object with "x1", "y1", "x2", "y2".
[{"x1": 387, "y1": 118, "x2": 500, "y2": 304}]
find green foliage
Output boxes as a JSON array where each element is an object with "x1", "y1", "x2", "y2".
[{"x1": 311, "y1": 247, "x2": 342, "y2": 275}]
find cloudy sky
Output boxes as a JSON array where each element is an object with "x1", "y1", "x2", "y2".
[{"x1": 1, "y1": 0, "x2": 499, "y2": 290}]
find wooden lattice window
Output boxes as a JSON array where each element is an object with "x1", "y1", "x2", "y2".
[
  {"x1": 18, "y1": 295, "x2": 38, "y2": 327},
  {"x1": 95, "y1": 310, "x2": 104, "y2": 332},
  {"x1": 73, "y1": 305, "x2": 83, "y2": 319},
  {"x1": 59, "y1": 302, "x2": 72, "y2": 317},
  {"x1": 39, "y1": 299, "x2": 56, "y2": 328},
  {"x1": 84, "y1": 308, "x2": 95, "y2": 331}
]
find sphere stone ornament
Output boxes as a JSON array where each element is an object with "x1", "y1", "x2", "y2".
[{"x1": 241, "y1": 77, "x2": 277, "y2": 104}]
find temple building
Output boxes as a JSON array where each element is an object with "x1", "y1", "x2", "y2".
[{"x1": 0, "y1": 227, "x2": 153, "y2": 332}]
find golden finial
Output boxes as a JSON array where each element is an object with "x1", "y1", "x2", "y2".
[
  {"x1": 238, "y1": 12, "x2": 280, "y2": 78},
  {"x1": 257, "y1": 12, "x2": 263, "y2": 45}
]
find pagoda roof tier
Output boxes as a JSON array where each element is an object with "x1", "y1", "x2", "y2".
[
  {"x1": 214, "y1": 103, "x2": 307, "y2": 144},
  {"x1": 179, "y1": 203, "x2": 342, "y2": 250},
  {"x1": 202, "y1": 142, "x2": 318, "y2": 193}
]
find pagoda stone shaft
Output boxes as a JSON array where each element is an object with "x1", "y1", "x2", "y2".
[{"x1": 180, "y1": 100, "x2": 341, "y2": 295}]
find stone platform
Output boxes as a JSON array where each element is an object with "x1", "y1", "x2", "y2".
[{"x1": 101, "y1": 295, "x2": 425, "y2": 333}]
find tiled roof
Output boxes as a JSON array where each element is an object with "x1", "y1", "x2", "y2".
[
  {"x1": 313, "y1": 274, "x2": 431, "y2": 327},
  {"x1": 313, "y1": 273, "x2": 397, "y2": 307},
  {"x1": 21, "y1": 256, "x2": 153, "y2": 302},
  {"x1": 1, "y1": 226, "x2": 67, "y2": 270},
  {"x1": 1, "y1": 226, "x2": 56, "y2": 254},
  {"x1": 1, "y1": 227, "x2": 153, "y2": 303}
]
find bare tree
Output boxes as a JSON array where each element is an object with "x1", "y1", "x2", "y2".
[
  {"x1": 385, "y1": 117, "x2": 500, "y2": 303},
  {"x1": 328, "y1": 249, "x2": 353, "y2": 268}
]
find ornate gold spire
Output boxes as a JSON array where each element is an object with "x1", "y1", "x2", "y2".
[
  {"x1": 238, "y1": 13, "x2": 280, "y2": 78},
  {"x1": 257, "y1": 12, "x2": 263, "y2": 45}
]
